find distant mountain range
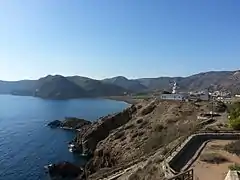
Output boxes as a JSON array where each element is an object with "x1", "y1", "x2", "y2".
[{"x1": 0, "y1": 70, "x2": 239, "y2": 99}]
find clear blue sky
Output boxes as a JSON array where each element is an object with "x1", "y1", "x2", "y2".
[{"x1": 0, "y1": 0, "x2": 240, "y2": 81}]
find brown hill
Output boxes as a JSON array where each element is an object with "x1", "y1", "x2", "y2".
[
  {"x1": 73, "y1": 99, "x2": 229, "y2": 179},
  {"x1": 1, "y1": 70, "x2": 240, "y2": 99},
  {"x1": 137, "y1": 70, "x2": 240, "y2": 93}
]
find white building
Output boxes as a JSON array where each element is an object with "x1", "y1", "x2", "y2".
[
  {"x1": 160, "y1": 94, "x2": 186, "y2": 101},
  {"x1": 189, "y1": 90, "x2": 209, "y2": 101},
  {"x1": 199, "y1": 93, "x2": 209, "y2": 101}
]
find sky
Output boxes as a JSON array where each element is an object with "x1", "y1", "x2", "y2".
[{"x1": 0, "y1": 0, "x2": 240, "y2": 81}]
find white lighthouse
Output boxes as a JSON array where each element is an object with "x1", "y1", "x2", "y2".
[
  {"x1": 172, "y1": 81, "x2": 178, "y2": 94},
  {"x1": 160, "y1": 81, "x2": 186, "y2": 101}
]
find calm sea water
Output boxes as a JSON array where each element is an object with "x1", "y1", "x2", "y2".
[{"x1": 0, "y1": 95, "x2": 128, "y2": 180}]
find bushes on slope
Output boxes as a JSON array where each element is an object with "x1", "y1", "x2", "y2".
[{"x1": 228, "y1": 102, "x2": 240, "y2": 130}]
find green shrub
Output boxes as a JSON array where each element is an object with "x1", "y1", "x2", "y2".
[
  {"x1": 229, "y1": 102, "x2": 240, "y2": 117},
  {"x1": 229, "y1": 163, "x2": 240, "y2": 171},
  {"x1": 229, "y1": 117, "x2": 240, "y2": 130},
  {"x1": 228, "y1": 102, "x2": 240, "y2": 130}
]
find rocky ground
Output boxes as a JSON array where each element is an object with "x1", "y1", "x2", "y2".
[
  {"x1": 67, "y1": 98, "x2": 230, "y2": 180},
  {"x1": 191, "y1": 140, "x2": 240, "y2": 180},
  {"x1": 47, "y1": 98, "x2": 230, "y2": 180}
]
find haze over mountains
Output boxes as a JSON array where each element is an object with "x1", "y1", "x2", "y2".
[{"x1": 0, "y1": 70, "x2": 239, "y2": 99}]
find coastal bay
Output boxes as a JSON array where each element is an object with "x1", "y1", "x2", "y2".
[{"x1": 0, "y1": 95, "x2": 128, "y2": 180}]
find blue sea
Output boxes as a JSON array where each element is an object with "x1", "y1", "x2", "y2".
[{"x1": 0, "y1": 95, "x2": 128, "y2": 180}]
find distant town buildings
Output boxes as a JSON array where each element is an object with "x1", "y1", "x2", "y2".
[
  {"x1": 209, "y1": 91, "x2": 231, "y2": 98},
  {"x1": 189, "y1": 90, "x2": 210, "y2": 101},
  {"x1": 160, "y1": 93, "x2": 186, "y2": 101},
  {"x1": 159, "y1": 82, "x2": 234, "y2": 102}
]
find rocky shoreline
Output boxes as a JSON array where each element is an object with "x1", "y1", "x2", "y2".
[
  {"x1": 46, "y1": 102, "x2": 138, "y2": 179},
  {"x1": 45, "y1": 99, "x2": 220, "y2": 180},
  {"x1": 43, "y1": 95, "x2": 232, "y2": 179},
  {"x1": 46, "y1": 117, "x2": 92, "y2": 179},
  {"x1": 104, "y1": 96, "x2": 143, "y2": 105}
]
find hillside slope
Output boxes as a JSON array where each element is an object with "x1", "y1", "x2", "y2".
[
  {"x1": 0, "y1": 70, "x2": 239, "y2": 99},
  {"x1": 101, "y1": 70, "x2": 240, "y2": 94},
  {"x1": 180, "y1": 71, "x2": 240, "y2": 93},
  {"x1": 0, "y1": 75, "x2": 128, "y2": 99},
  {"x1": 35, "y1": 75, "x2": 88, "y2": 99},
  {"x1": 73, "y1": 99, "x2": 222, "y2": 179},
  {"x1": 67, "y1": 76, "x2": 128, "y2": 96},
  {"x1": 0, "y1": 80, "x2": 37, "y2": 95},
  {"x1": 103, "y1": 76, "x2": 147, "y2": 92}
]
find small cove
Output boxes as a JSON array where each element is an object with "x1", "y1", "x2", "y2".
[{"x1": 0, "y1": 95, "x2": 128, "y2": 180}]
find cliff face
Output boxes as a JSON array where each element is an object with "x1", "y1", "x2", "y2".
[{"x1": 75, "y1": 105, "x2": 137, "y2": 154}]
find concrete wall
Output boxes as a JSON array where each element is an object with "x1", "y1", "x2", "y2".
[
  {"x1": 199, "y1": 94, "x2": 209, "y2": 101},
  {"x1": 165, "y1": 132, "x2": 240, "y2": 178},
  {"x1": 160, "y1": 94, "x2": 184, "y2": 101}
]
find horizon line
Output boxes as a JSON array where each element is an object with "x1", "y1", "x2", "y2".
[{"x1": 1, "y1": 69, "x2": 239, "y2": 82}]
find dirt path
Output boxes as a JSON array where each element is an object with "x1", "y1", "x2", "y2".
[
  {"x1": 99, "y1": 161, "x2": 147, "y2": 180},
  {"x1": 191, "y1": 140, "x2": 240, "y2": 180}
]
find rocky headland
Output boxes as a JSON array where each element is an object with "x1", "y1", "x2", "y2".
[
  {"x1": 73, "y1": 99, "x2": 229, "y2": 180},
  {"x1": 47, "y1": 98, "x2": 231, "y2": 180},
  {"x1": 46, "y1": 162, "x2": 85, "y2": 180}
]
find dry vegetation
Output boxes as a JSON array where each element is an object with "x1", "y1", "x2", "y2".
[
  {"x1": 86, "y1": 99, "x2": 229, "y2": 179},
  {"x1": 200, "y1": 153, "x2": 229, "y2": 164},
  {"x1": 190, "y1": 140, "x2": 240, "y2": 180},
  {"x1": 225, "y1": 140, "x2": 240, "y2": 156}
]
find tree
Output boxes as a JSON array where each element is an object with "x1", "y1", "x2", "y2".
[{"x1": 229, "y1": 102, "x2": 240, "y2": 130}]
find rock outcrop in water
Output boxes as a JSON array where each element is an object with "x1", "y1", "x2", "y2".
[
  {"x1": 48, "y1": 120, "x2": 62, "y2": 128},
  {"x1": 48, "y1": 117, "x2": 91, "y2": 130},
  {"x1": 62, "y1": 117, "x2": 91, "y2": 129},
  {"x1": 47, "y1": 162, "x2": 84, "y2": 180},
  {"x1": 46, "y1": 105, "x2": 137, "y2": 179}
]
